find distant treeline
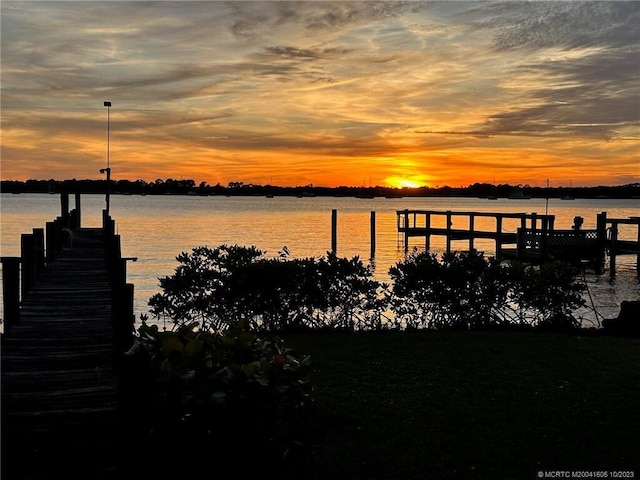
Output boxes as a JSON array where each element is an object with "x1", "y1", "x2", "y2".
[{"x1": 2, "y1": 178, "x2": 639, "y2": 199}]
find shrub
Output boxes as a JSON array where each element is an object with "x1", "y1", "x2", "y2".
[
  {"x1": 307, "y1": 252, "x2": 389, "y2": 331},
  {"x1": 389, "y1": 250, "x2": 511, "y2": 329},
  {"x1": 510, "y1": 260, "x2": 586, "y2": 329},
  {"x1": 389, "y1": 249, "x2": 585, "y2": 330},
  {"x1": 150, "y1": 244, "x2": 586, "y2": 334},
  {"x1": 148, "y1": 245, "x2": 264, "y2": 332},
  {"x1": 128, "y1": 320, "x2": 313, "y2": 467},
  {"x1": 149, "y1": 244, "x2": 385, "y2": 332}
]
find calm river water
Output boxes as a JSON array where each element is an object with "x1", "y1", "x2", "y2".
[{"x1": 1, "y1": 193, "x2": 638, "y2": 328}]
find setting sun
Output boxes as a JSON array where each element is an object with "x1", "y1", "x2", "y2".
[
  {"x1": 398, "y1": 179, "x2": 423, "y2": 189},
  {"x1": 385, "y1": 175, "x2": 431, "y2": 189}
]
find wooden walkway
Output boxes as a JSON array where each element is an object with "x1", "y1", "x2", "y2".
[
  {"x1": 1, "y1": 228, "x2": 130, "y2": 479},
  {"x1": 397, "y1": 209, "x2": 640, "y2": 275}
]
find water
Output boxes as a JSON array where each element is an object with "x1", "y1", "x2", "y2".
[{"x1": 1, "y1": 193, "x2": 638, "y2": 329}]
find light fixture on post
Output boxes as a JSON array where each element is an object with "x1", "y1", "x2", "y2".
[{"x1": 102, "y1": 101, "x2": 112, "y2": 215}]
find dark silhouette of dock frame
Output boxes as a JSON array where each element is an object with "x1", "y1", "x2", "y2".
[
  {"x1": 397, "y1": 209, "x2": 640, "y2": 276},
  {"x1": 1, "y1": 192, "x2": 136, "y2": 478}
]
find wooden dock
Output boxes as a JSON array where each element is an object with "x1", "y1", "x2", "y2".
[
  {"x1": 397, "y1": 209, "x2": 640, "y2": 275},
  {"x1": 1, "y1": 195, "x2": 135, "y2": 479}
]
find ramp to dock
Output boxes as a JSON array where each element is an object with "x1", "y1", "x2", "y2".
[{"x1": 1, "y1": 228, "x2": 125, "y2": 479}]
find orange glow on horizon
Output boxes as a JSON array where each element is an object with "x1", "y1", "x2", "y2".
[{"x1": 1, "y1": 135, "x2": 637, "y2": 189}]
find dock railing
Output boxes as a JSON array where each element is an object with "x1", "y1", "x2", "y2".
[
  {"x1": 1, "y1": 193, "x2": 136, "y2": 355},
  {"x1": 103, "y1": 208, "x2": 136, "y2": 356},
  {"x1": 397, "y1": 209, "x2": 555, "y2": 258},
  {"x1": 397, "y1": 209, "x2": 639, "y2": 276},
  {"x1": 604, "y1": 214, "x2": 640, "y2": 276}
]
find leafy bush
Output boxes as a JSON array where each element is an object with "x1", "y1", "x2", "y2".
[
  {"x1": 128, "y1": 320, "x2": 313, "y2": 467},
  {"x1": 150, "y1": 243, "x2": 587, "y2": 334},
  {"x1": 510, "y1": 260, "x2": 586, "y2": 329},
  {"x1": 305, "y1": 251, "x2": 389, "y2": 331},
  {"x1": 148, "y1": 245, "x2": 264, "y2": 332},
  {"x1": 149, "y1": 244, "x2": 386, "y2": 332},
  {"x1": 389, "y1": 249, "x2": 585, "y2": 330},
  {"x1": 389, "y1": 250, "x2": 512, "y2": 329}
]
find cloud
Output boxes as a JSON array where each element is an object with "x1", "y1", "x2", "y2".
[
  {"x1": 480, "y1": 46, "x2": 640, "y2": 139},
  {"x1": 448, "y1": 1, "x2": 640, "y2": 141},
  {"x1": 1, "y1": 1, "x2": 637, "y2": 187},
  {"x1": 466, "y1": 1, "x2": 639, "y2": 51}
]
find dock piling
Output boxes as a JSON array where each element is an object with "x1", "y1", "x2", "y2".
[
  {"x1": 331, "y1": 209, "x2": 337, "y2": 253},
  {"x1": 1, "y1": 257, "x2": 21, "y2": 329},
  {"x1": 609, "y1": 224, "x2": 618, "y2": 277},
  {"x1": 60, "y1": 192, "x2": 69, "y2": 221},
  {"x1": 446, "y1": 211, "x2": 452, "y2": 254},
  {"x1": 370, "y1": 211, "x2": 376, "y2": 258},
  {"x1": 20, "y1": 232, "x2": 36, "y2": 297},
  {"x1": 495, "y1": 215, "x2": 503, "y2": 259}
]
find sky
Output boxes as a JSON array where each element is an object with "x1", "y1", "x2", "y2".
[{"x1": 1, "y1": 1, "x2": 639, "y2": 188}]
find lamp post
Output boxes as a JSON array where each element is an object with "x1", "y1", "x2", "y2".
[{"x1": 101, "y1": 101, "x2": 112, "y2": 215}]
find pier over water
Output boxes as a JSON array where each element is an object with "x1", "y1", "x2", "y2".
[
  {"x1": 1, "y1": 193, "x2": 135, "y2": 479},
  {"x1": 397, "y1": 209, "x2": 640, "y2": 276}
]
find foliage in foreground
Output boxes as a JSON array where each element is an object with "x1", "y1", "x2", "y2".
[{"x1": 127, "y1": 320, "x2": 313, "y2": 466}]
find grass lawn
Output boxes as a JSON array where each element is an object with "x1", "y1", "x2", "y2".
[{"x1": 281, "y1": 330, "x2": 640, "y2": 480}]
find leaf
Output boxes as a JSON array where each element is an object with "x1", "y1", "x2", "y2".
[
  {"x1": 185, "y1": 339, "x2": 204, "y2": 357},
  {"x1": 243, "y1": 362, "x2": 259, "y2": 378},
  {"x1": 162, "y1": 337, "x2": 184, "y2": 357},
  {"x1": 272, "y1": 354, "x2": 286, "y2": 367}
]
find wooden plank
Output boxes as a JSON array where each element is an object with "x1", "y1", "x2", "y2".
[{"x1": 1, "y1": 226, "x2": 123, "y2": 479}]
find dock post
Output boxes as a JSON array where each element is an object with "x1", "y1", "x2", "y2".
[
  {"x1": 1, "y1": 257, "x2": 21, "y2": 330},
  {"x1": 404, "y1": 210, "x2": 410, "y2": 253},
  {"x1": 516, "y1": 228, "x2": 524, "y2": 260},
  {"x1": 112, "y1": 282, "x2": 135, "y2": 362},
  {"x1": 530, "y1": 213, "x2": 537, "y2": 234},
  {"x1": 75, "y1": 192, "x2": 82, "y2": 228},
  {"x1": 495, "y1": 215, "x2": 502, "y2": 260},
  {"x1": 469, "y1": 214, "x2": 475, "y2": 251},
  {"x1": 32, "y1": 228, "x2": 45, "y2": 279},
  {"x1": 331, "y1": 209, "x2": 337, "y2": 254},
  {"x1": 596, "y1": 212, "x2": 608, "y2": 274},
  {"x1": 425, "y1": 212, "x2": 430, "y2": 251},
  {"x1": 46, "y1": 221, "x2": 56, "y2": 262},
  {"x1": 540, "y1": 217, "x2": 549, "y2": 262},
  {"x1": 20, "y1": 233, "x2": 36, "y2": 297},
  {"x1": 60, "y1": 192, "x2": 70, "y2": 225},
  {"x1": 446, "y1": 211, "x2": 452, "y2": 254},
  {"x1": 370, "y1": 211, "x2": 376, "y2": 259},
  {"x1": 106, "y1": 235, "x2": 125, "y2": 287},
  {"x1": 609, "y1": 221, "x2": 618, "y2": 278},
  {"x1": 103, "y1": 209, "x2": 115, "y2": 237}
]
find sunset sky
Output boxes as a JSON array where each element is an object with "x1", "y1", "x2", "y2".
[{"x1": 1, "y1": 1, "x2": 638, "y2": 188}]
